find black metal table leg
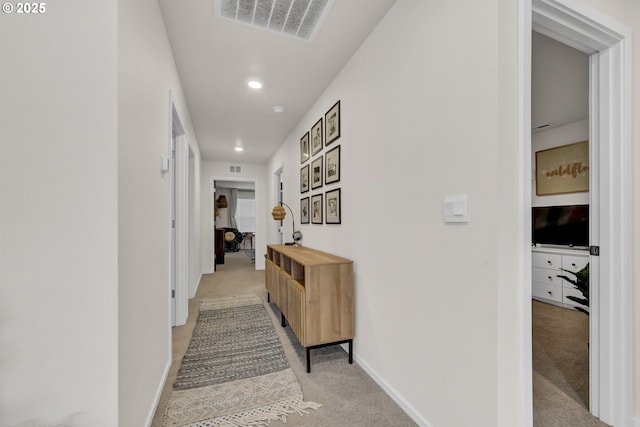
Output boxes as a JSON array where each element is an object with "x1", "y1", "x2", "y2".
[
  {"x1": 348, "y1": 339, "x2": 353, "y2": 364},
  {"x1": 281, "y1": 313, "x2": 286, "y2": 327},
  {"x1": 305, "y1": 339, "x2": 353, "y2": 373}
]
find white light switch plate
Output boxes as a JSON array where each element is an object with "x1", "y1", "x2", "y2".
[
  {"x1": 444, "y1": 194, "x2": 469, "y2": 223},
  {"x1": 160, "y1": 154, "x2": 170, "y2": 174}
]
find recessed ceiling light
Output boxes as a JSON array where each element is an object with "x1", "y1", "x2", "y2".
[
  {"x1": 247, "y1": 80, "x2": 263, "y2": 89},
  {"x1": 273, "y1": 106, "x2": 284, "y2": 113},
  {"x1": 234, "y1": 146, "x2": 244, "y2": 152}
]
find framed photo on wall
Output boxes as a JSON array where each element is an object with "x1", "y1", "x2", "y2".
[
  {"x1": 311, "y1": 156, "x2": 323, "y2": 189},
  {"x1": 325, "y1": 100, "x2": 340, "y2": 145},
  {"x1": 325, "y1": 188, "x2": 341, "y2": 224},
  {"x1": 311, "y1": 194, "x2": 323, "y2": 224},
  {"x1": 300, "y1": 197, "x2": 310, "y2": 224},
  {"x1": 325, "y1": 145, "x2": 340, "y2": 185},
  {"x1": 300, "y1": 132, "x2": 310, "y2": 164},
  {"x1": 311, "y1": 118, "x2": 323, "y2": 155},
  {"x1": 300, "y1": 164, "x2": 309, "y2": 193},
  {"x1": 535, "y1": 140, "x2": 589, "y2": 195}
]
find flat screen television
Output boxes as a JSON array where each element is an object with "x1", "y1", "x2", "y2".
[{"x1": 532, "y1": 204, "x2": 589, "y2": 248}]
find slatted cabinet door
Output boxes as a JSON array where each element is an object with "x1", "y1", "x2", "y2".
[
  {"x1": 287, "y1": 279, "x2": 305, "y2": 344},
  {"x1": 278, "y1": 269, "x2": 289, "y2": 319},
  {"x1": 265, "y1": 260, "x2": 280, "y2": 306}
]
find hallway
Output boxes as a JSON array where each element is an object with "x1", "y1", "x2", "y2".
[{"x1": 152, "y1": 251, "x2": 417, "y2": 426}]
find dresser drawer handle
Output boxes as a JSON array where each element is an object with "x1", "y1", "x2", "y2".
[
  {"x1": 548, "y1": 291, "x2": 553, "y2": 295},
  {"x1": 548, "y1": 276, "x2": 552, "y2": 280},
  {"x1": 547, "y1": 260, "x2": 552, "y2": 265}
]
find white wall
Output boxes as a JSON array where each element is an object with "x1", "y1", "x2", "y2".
[
  {"x1": 267, "y1": 0, "x2": 519, "y2": 425},
  {"x1": 532, "y1": 119, "x2": 590, "y2": 206},
  {"x1": 634, "y1": 3, "x2": 640, "y2": 422},
  {"x1": 0, "y1": 1, "x2": 119, "y2": 426},
  {"x1": 118, "y1": 0, "x2": 201, "y2": 425},
  {"x1": 201, "y1": 162, "x2": 268, "y2": 272}
]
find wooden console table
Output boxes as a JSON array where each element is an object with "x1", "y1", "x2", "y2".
[{"x1": 265, "y1": 244, "x2": 354, "y2": 372}]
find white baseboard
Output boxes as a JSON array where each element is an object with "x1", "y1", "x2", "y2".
[
  {"x1": 190, "y1": 273, "x2": 202, "y2": 299},
  {"x1": 354, "y1": 353, "x2": 432, "y2": 427},
  {"x1": 145, "y1": 359, "x2": 171, "y2": 427}
]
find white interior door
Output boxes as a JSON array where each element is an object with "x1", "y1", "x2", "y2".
[
  {"x1": 170, "y1": 134, "x2": 176, "y2": 326},
  {"x1": 173, "y1": 135, "x2": 189, "y2": 327},
  {"x1": 171, "y1": 102, "x2": 188, "y2": 327},
  {"x1": 587, "y1": 51, "x2": 600, "y2": 417}
]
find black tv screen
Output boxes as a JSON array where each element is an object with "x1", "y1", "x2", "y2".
[{"x1": 532, "y1": 205, "x2": 589, "y2": 247}]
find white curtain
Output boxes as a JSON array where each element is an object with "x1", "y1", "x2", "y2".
[
  {"x1": 235, "y1": 190, "x2": 255, "y2": 232},
  {"x1": 229, "y1": 188, "x2": 238, "y2": 229}
]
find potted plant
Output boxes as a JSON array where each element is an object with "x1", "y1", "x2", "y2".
[{"x1": 557, "y1": 263, "x2": 589, "y2": 315}]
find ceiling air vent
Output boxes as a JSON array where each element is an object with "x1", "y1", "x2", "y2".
[
  {"x1": 214, "y1": 0, "x2": 335, "y2": 41},
  {"x1": 229, "y1": 165, "x2": 242, "y2": 173}
]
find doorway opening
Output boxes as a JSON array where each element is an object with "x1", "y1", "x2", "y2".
[
  {"x1": 530, "y1": 31, "x2": 593, "y2": 423},
  {"x1": 209, "y1": 177, "x2": 258, "y2": 272}
]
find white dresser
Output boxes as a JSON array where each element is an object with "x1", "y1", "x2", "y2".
[{"x1": 531, "y1": 246, "x2": 589, "y2": 311}]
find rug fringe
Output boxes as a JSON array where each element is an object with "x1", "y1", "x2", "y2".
[{"x1": 179, "y1": 398, "x2": 322, "y2": 427}]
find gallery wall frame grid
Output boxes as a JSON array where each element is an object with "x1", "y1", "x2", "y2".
[{"x1": 297, "y1": 100, "x2": 342, "y2": 228}]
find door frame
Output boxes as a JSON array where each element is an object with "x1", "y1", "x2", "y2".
[
  {"x1": 170, "y1": 97, "x2": 189, "y2": 327},
  {"x1": 207, "y1": 176, "x2": 259, "y2": 273},
  {"x1": 519, "y1": 0, "x2": 632, "y2": 425}
]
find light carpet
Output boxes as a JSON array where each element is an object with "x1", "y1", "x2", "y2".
[
  {"x1": 163, "y1": 294, "x2": 320, "y2": 427},
  {"x1": 243, "y1": 249, "x2": 255, "y2": 262}
]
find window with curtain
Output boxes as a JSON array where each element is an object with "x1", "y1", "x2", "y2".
[{"x1": 235, "y1": 190, "x2": 255, "y2": 232}]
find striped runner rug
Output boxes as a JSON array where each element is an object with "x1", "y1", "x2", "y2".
[{"x1": 163, "y1": 294, "x2": 320, "y2": 427}]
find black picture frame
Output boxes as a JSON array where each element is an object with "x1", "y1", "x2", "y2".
[
  {"x1": 325, "y1": 100, "x2": 340, "y2": 145},
  {"x1": 311, "y1": 194, "x2": 323, "y2": 224},
  {"x1": 300, "y1": 164, "x2": 309, "y2": 193},
  {"x1": 311, "y1": 156, "x2": 323, "y2": 189},
  {"x1": 311, "y1": 118, "x2": 323, "y2": 156},
  {"x1": 325, "y1": 145, "x2": 340, "y2": 185},
  {"x1": 325, "y1": 188, "x2": 341, "y2": 224},
  {"x1": 300, "y1": 197, "x2": 310, "y2": 224},
  {"x1": 300, "y1": 131, "x2": 310, "y2": 164}
]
